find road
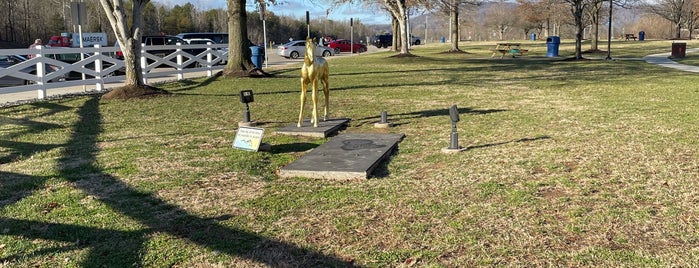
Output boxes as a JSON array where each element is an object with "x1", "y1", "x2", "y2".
[{"x1": 1, "y1": 45, "x2": 380, "y2": 106}]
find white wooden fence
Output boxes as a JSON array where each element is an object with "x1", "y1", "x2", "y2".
[{"x1": 0, "y1": 42, "x2": 229, "y2": 99}]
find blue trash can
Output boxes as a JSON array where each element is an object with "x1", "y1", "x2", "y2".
[
  {"x1": 441, "y1": 36, "x2": 446, "y2": 43},
  {"x1": 639, "y1": 31, "x2": 645, "y2": 41},
  {"x1": 250, "y1": 46, "x2": 264, "y2": 69},
  {"x1": 546, "y1": 36, "x2": 560, "y2": 57},
  {"x1": 531, "y1": 33, "x2": 536, "y2": 41}
]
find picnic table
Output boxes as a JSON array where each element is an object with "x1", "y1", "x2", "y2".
[
  {"x1": 625, "y1": 34, "x2": 637, "y2": 41},
  {"x1": 491, "y1": 43, "x2": 528, "y2": 58}
]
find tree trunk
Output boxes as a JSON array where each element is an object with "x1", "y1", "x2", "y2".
[
  {"x1": 100, "y1": 0, "x2": 147, "y2": 87},
  {"x1": 590, "y1": 7, "x2": 600, "y2": 51},
  {"x1": 572, "y1": 0, "x2": 584, "y2": 59},
  {"x1": 449, "y1": 0, "x2": 460, "y2": 52},
  {"x1": 223, "y1": 0, "x2": 258, "y2": 77},
  {"x1": 382, "y1": 0, "x2": 410, "y2": 55},
  {"x1": 392, "y1": 17, "x2": 399, "y2": 51},
  {"x1": 397, "y1": 15, "x2": 409, "y2": 54},
  {"x1": 122, "y1": 38, "x2": 142, "y2": 86}
]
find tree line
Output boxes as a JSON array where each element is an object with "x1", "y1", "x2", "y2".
[{"x1": 0, "y1": 0, "x2": 376, "y2": 47}]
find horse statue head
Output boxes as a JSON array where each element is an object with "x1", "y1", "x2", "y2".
[{"x1": 304, "y1": 38, "x2": 317, "y2": 65}]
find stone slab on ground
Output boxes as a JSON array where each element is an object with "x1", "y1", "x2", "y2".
[
  {"x1": 278, "y1": 133, "x2": 405, "y2": 180},
  {"x1": 275, "y1": 118, "x2": 350, "y2": 138}
]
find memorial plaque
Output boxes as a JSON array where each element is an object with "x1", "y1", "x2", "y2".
[
  {"x1": 279, "y1": 133, "x2": 405, "y2": 180},
  {"x1": 233, "y1": 127, "x2": 265, "y2": 151}
]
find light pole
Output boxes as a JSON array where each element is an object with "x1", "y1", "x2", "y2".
[
  {"x1": 606, "y1": 0, "x2": 613, "y2": 60},
  {"x1": 350, "y1": 18, "x2": 354, "y2": 54},
  {"x1": 260, "y1": 6, "x2": 268, "y2": 68}
]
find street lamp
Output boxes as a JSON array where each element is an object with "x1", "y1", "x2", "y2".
[{"x1": 606, "y1": 0, "x2": 613, "y2": 60}]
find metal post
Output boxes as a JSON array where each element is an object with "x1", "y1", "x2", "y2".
[
  {"x1": 306, "y1": 11, "x2": 310, "y2": 38},
  {"x1": 380, "y1": 111, "x2": 388, "y2": 124},
  {"x1": 350, "y1": 18, "x2": 354, "y2": 54},
  {"x1": 606, "y1": 0, "x2": 613, "y2": 60},
  {"x1": 449, "y1": 125, "x2": 459, "y2": 149},
  {"x1": 243, "y1": 103, "x2": 251, "y2": 122}
]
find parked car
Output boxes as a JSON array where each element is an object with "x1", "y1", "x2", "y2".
[
  {"x1": 327, "y1": 39, "x2": 367, "y2": 54},
  {"x1": 183, "y1": 38, "x2": 227, "y2": 66},
  {"x1": 277, "y1": 40, "x2": 333, "y2": 59},
  {"x1": 176, "y1": 33, "x2": 228, "y2": 44},
  {"x1": 373, "y1": 34, "x2": 421, "y2": 48},
  {"x1": 114, "y1": 35, "x2": 187, "y2": 60},
  {"x1": 373, "y1": 34, "x2": 392, "y2": 48},
  {"x1": 43, "y1": 48, "x2": 121, "y2": 80},
  {"x1": 0, "y1": 55, "x2": 64, "y2": 87}
]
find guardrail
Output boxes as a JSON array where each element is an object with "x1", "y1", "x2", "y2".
[{"x1": 0, "y1": 42, "x2": 229, "y2": 99}]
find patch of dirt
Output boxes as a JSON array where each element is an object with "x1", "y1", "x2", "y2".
[
  {"x1": 222, "y1": 68, "x2": 270, "y2": 78},
  {"x1": 101, "y1": 84, "x2": 171, "y2": 100},
  {"x1": 389, "y1": 53, "x2": 418, "y2": 58},
  {"x1": 438, "y1": 49, "x2": 471, "y2": 54},
  {"x1": 560, "y1": 57, "x2": 591, "y2": 61},
  {"x1": 582, "y1": 49, "x2": 607, "y2": 54}
]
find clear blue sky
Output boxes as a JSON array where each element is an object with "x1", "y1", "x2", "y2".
[{"x1": 152, "y1": 0, "x2": 391, "y2": 25}]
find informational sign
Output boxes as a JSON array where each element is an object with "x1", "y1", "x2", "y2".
[
  {"x1": 233, "y1": 127, "x2": 265, "y2": 151},
  {"x1": 70, "y1": 2, "x2": 87, "y2": 26},
  {"x1": 71, "y1": 33, "x2": 108, "y2": 47}
]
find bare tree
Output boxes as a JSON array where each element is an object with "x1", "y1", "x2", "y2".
[
  {"x1": 331, "y1": 0, "x2": 411, "y2": 54},
  {"x1": 223, "y1": 0, "x2": 268, "y2": 77},
  {"x1": 100, "y1": 0, "x2": 146, "y2": 86},
  {"x1": 485, "y1": 1, "x2": 519, "y2": 40},
  {"x1": 644, "y1": 0, "x2": 689, "y2": 38},
  {"x1": 418, "y1": 0, "x2": 481, "y2": 52},
  {"x1": 517, "y1": 0, "x2": 547, "y2": 39},
  {"x1": 562, "y1": 0, "x2": 588, "y2": 59},
  {"x1": 586, "y1": 0, "x2": 606, "y2": 51}
]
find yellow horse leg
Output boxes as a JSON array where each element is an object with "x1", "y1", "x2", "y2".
[
  {"x1": 321, "y1": 73, "x2": 329, "y2": 120},
  {"x1": 297, "y1": 78, "x2": 308, "y2": 127},
  {"x1": 311, "y1": 79, "x2": 319, "y2": 127}
]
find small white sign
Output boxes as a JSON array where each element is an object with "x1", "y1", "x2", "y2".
[
  {"x1": 233, "y1": 127, "x2": 265, "y2": 151},
  {"x1": 72, "y1": 32, "x2": 108, "y2": 47}
]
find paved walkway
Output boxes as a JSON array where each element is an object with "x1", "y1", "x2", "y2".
[{"x1": 642, "y1": 48, "x2": 699, "y2": 73}]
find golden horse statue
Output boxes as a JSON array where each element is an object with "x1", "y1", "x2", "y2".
[{"x1": 298, "y1": 38, "x2": 330, "y2": 127}]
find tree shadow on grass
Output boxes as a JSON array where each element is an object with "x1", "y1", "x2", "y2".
[
  {"x1": 464, "y1": 135, "x2": 552, "y2": 151},
  {"x1": 354, "y1": 107, "x2": 507, "y2": 127},
  {"x1": 1, "y1": 97, "x2": 355, "y2": 267}
]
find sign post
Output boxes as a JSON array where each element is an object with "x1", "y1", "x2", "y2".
[
  {"x1": 71, "y1": 1, "x2": 87, "y2": 87},
  {"x1": 306, "y1": 11, "x2": 310, "y2": 38}
]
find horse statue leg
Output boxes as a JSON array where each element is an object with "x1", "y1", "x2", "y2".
[
  {"x1": 297, "y1": 78, "x2": 308, "y2": 127},
  {"x1": 311, "y1": 78, "x2": 319, "y2": 127},
  {"x1": 321, "y1": 70, "x2": 329, "y2": 121}
]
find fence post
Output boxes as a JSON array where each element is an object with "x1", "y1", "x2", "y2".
[
  {"x1": 141, "y1": 43, "x2": 148, "y2": 84},
  {"x1": 176, "y1": 42, "x2": 184, "y2": 80},
  {"x1": 35, "y1": 45, "x2": 46, "y2": 99},
  {"x1": 94, "y1": 44, "x2": 103, "y2": 91},
  {"x1": 206, "y1": 43, "x2": 213, "y2": 77}
]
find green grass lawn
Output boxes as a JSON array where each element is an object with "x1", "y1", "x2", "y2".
[{"x1": 2, "y1": 39, "x2": 698, "y2": 267}]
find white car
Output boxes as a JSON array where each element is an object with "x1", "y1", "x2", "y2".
[
  {"x1": 277, "y1": 40, "x2": 333, "y2": 59},
  {"x1": 183, "y1": 38, "x2": 227, "y2": 65}
]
